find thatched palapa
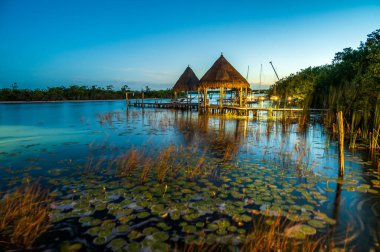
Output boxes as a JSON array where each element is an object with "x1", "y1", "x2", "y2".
[
  {"x1": 198, "y1": 55, "x2": 249, "y2": 89},
  {"x1": 172, "y1": 66, "x2": 199, "y2": 92}
]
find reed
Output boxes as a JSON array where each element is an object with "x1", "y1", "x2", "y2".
[
  {"x1": 117, "y1": 148, "x2": 142, "y2": 177},
  {"x1": 140, "y1": 157, "x2": 152, "y2": 184},
  {"x1": 0, "y1": 183, "x2": 51, "y2": 249},
  {"x1": 156, "y1": 145, "x2": 175, "y2": 183},
  {"x1": 241, "y1": 213, "x2": 326, "y2": 252}
]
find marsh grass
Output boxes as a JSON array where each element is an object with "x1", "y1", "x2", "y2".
[
  {"x1": 241, "y1": 213, "x2": 325, "y2": 252},
  {"x1": 96, "y1": 111, "x2": 122, "y2": 125},
  {"x1": 156, "y1": 145, "x2": 175, "y2": 183},
  {"x1": 180, "y1": 212, "x2": 339, "y2": 252},
  {"x1": 0, "y1": 183, "x2": 51, "y2": 249}
]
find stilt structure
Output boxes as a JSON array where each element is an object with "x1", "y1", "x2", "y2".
[{"x1": 198, "y1": 54, "x2": 250, "y2": 114}]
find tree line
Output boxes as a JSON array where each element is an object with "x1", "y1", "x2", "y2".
[
  {"x1": 0, "y1": 85, "x2": 175, "y2": 101},
  {"x1": 269, "y1": 29, "x2": 380, "y2": 147}
]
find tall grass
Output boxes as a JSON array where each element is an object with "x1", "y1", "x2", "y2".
[{"x1": 0, "y1": 183, "x2": 51, "y2": 249}]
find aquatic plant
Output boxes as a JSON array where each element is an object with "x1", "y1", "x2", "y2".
[
  {"x1": 241, "y1": 213, "x2": 326, "y2": 252},
  {"x1": 156, "y1": 145, "x2": 175, "y2": 183},
  {"x1": 0, "y1": 183, "x2": 51, "y2": 249},
  {"x1": 117, "y1": 148, "x2": 143, "y2": 177}
]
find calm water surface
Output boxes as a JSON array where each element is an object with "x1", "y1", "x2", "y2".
[{"x1": 0, "y1": 100, "x2": 379, "y2": 251}]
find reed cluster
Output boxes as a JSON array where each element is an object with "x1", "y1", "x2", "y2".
[{"x1": 0, "y1": 183, "x2": 51, "y2": 249}]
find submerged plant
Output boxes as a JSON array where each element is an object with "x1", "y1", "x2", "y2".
[{"x1": 0, "y1": 183, "x2": 51, "y2": 249}]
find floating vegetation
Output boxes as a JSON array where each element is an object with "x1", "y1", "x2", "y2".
[{"x1": 1, "y1": 107, "x2": 380, "y2": 251}]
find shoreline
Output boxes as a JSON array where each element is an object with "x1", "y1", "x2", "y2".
[{"x1": 0, "y1": 98, "x2": 170, "y2": 104}]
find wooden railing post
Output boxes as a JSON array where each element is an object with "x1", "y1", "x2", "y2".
[{"x1": 337, "y1": 111, "x2": 344, "y2": 176}]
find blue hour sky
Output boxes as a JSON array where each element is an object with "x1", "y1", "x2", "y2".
[{"x1": 0, "y1": 0, "x2": 379, "y2": 90}]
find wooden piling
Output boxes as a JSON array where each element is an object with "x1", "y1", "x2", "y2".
[
  {"x1": 337, "y1": 111, "x2": 344, "y2": 176},
  {"x1": 142, "y1": 92, "x2": 144, "y2": 108}
]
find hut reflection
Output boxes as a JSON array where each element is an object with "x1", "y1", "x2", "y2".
[{"x1": 173, "y1": 113, "x2": 246, "y2": 162}]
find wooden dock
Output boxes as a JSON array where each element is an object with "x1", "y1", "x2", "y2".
[{"x1": 127, "y1": 101, "x2": 327, "y2": 116}]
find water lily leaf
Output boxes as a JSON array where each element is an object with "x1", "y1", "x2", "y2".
[
  {"x1": 155, "y1": 222, "x2": 171, "y2": 231},
  {"x1": 60, "y1": 242, "x2": 82, "y2": 252},
  {"x1": 170, "y1": 211, "x2": 180, "y2": 221},
  {"x1": 196, "y1": 222, "x2": 205, "y2": 228},
  {"x1": 98, "y1": 227, "x2": 113, "y2": 238},
  {"x1": 118, "y1": 215, "x2": 135, "y2": 224},
  {"x1": 116, "y1": 225, "x2": 129, "y2": 233},
  {"x1": 181, "y1": 188, "x2": 193, "y2": 194},
  {"x1": 107, "y1": 238, "x2": 126, "y2": 250},
  {"x1": 207, "y1": 223, "x2": 218, "y2": 231},
  {"x1": 128, "y1": 230, "x2": 143, "y2": 240},
  {"x1": 137, "y1": 211, "x2": 150, "y2": 219},
  {"x1": 182, "y1": 225, "x2": 197, "y2": 234},
  {"x1": 93, "y1": 236, "x2": 107, "y2": 245},
  {"x1": 299, "y1": 225, "x2": 316, "y2": 235},
  {"x1": 152, "y1": 231, "x2": 169, "y2": 241},
  {"x1": 308, "y1": 219, "x2": 326, "y2": 228},
  {"x1": 143, "y1": 227, "x2": 159, "y2": 235},
  {"x1": 125, "y1": 243, "x2": 141, "y2": 252},
  {"x1": 87, "y1": 226, "x2": 101, "y2": 236}
]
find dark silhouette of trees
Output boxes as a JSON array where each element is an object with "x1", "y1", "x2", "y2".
[{"x1": 0, "y1": 85, "x2": 174, "y2": 101}]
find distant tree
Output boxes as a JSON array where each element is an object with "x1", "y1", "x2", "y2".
[
  {"x1": 106, "y1": 85, "x2": 114, "y2": 91},
  {"x1": 11, "y1": 82, "x2": 18, "y2": 90},
  {"x1": 121, "y1": 84, "x2": 130, "y2": 92}
]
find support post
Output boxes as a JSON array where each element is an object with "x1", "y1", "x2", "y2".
[
  {"x1": 337, "y1": 111, "x2": 344, "y2": 176},
  {"x1": 142, "y1": 92, "x2": 144, "y2": 108},
  {"x1": 125, "y1": 92, "x2": 129, "y2": 105},
  {"x1": 239, "y1": 87, "x2": 243, "y2": 107},
  {"x1": 220, "y1": 87, "x2": 224, "y2": 108},
  {"x1": 198, "y1": 88, "x2": 201, "y2": 113},
  {"x1": 245, "y1": 87, "x2": 248, "y2": 106},
  {"x1": 203, "y1": 88, "x2": 208, "y2": 113}
]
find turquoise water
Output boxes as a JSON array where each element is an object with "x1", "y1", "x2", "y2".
[{"x1": 0, "y1": 101, "x2": 379, "y2": 251}]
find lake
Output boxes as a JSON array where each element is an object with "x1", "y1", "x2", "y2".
[{"x1": 0, "y1": 100, "x2": 379, "y2": 251}]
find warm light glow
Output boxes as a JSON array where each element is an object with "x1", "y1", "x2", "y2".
[
  {"x1": 287, "y1": 96, "x2": 292, "y2": 101},
  {"x1": 270, "y1": 96, "x2": 279, "y2": 100},
  {"x1": 247, "y1": 95, "x2": 254, "y2": 101},
  {"x1": 259, "y1": 96, "x2": 265, "y2": 101}
]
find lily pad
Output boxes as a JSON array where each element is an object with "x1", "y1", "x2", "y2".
[
  {"x1": 116, "y1": 225, "x2": 129, "y2": 233},
  {"x1": 152, "y1": 231, "x2": 169, "y2": 241},
  {"x1": 308, "y1": 219, "x2": 326, "y2": 228},
  {"x1": 93, "y1": 236, "x2": 107, "y2": 245},
  {"x1": 299, "y1": 225, "x2": 316, "y2": 235},
  {"x1": 128, "y1": 230, "x2": 143, "y2": 240},
  {"x1": 107, "y1": 238, "x2": 126, "y2": 250}
]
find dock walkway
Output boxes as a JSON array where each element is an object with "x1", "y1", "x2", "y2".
[{"x1": 127, "y1": 101, "x2": 327, "y2": 116}]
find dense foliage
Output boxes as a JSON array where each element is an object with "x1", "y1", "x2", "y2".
[
  {"x1": 0, "y1": 85, "x2": 175, "y2": 101},
  {"x1": 269, "y1": 29, "x2": 380, "y2": 140}
]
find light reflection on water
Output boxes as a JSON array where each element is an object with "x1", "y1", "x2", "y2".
[{"x1": 0, "y1": 100, "x2": 379, "y2": 250}]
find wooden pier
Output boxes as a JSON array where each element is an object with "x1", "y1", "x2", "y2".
[{"x1": 127, "y1": 101, "x2": 327, "y2": 116}]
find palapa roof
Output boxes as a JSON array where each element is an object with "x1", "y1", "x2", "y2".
[
  {"x1": 172, "y1": 66, "x2": 199, "y2": 92},
  {"x1": 198, "y1": 55, "x2": 249, "y2": 89}
]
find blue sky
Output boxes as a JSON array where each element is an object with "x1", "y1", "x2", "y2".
[{"x1": 0, "y1": 0, "x2": 379, "y2": 90}]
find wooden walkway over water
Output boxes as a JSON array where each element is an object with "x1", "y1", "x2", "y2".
[{"x1": 127, "y1": 101, "x2": 327, "y2": 116}]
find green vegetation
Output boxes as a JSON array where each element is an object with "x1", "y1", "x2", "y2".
[
  {"x1": 269, "y1": 29, "x2": 380, "y2": 149},
  {"x1": 0, "y1": 85, "x2": 174, "y2": 101}
]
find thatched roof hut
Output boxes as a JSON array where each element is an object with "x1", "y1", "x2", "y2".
[
  {"x1": 172, "y1": 66, "x2": 199, "y2": 92},
  {"x1": 198, "y1": 55, "x2": 249, "y2": 89}
]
